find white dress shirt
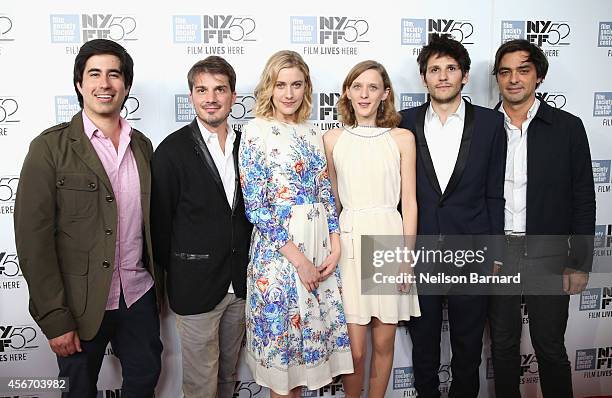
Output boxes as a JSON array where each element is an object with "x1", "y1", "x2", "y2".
[
  {"x1": 197, "y1": 118, "x2": 236, "y2": 293},
  {"x1": 424, "y1": 100, "x2": 465, "y2": 193},
  {"x1": 500, "y1": 98, "x2": 540, "y2": 234}
]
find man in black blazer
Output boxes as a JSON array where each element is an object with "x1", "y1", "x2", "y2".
[
  {"x1": 399, "y1": 35, "x2": 506, "y2": 398},
  {"x1": 488, "y1": 40, "x2": 595, "y2": 398},
  {"x1": 151, "y1": 57, "x2": 252, "y2": 398}
]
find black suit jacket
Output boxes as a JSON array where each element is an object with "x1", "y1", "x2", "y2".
[
  {"x1": 151, "y1": 119, "x2": 253, "y2": 315},
  {"x1": 494, "y1": 99, "x2": 595, "y2": 271},
  {"x1": 400, "y1": 100, "x2": 506, "y2": 264}
]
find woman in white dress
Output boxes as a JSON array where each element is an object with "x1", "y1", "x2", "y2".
[
  {"x1": 239, "y1": 50, "x2": 353, "y2": 398},
  {"x1": 322, "y1": 60, "x2": 421, "y2": 397}
]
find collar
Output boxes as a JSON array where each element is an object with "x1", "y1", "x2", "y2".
[
  {"x1": 426, "y1": 98, "x2": 465, "y2": 123},
  {"x1": 499, "y1": 96, "x2": 540, "y2": 127},
  {"x1": 82, "y1": 110, "x2": 131, "y2": 140},
  {"x1": 196, "y1": 117, "x2": 235, "y2": 144}
]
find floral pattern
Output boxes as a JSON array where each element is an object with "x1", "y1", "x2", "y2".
[{"x1": 238, "y1": 118, "x2": 352, "y2": 393}]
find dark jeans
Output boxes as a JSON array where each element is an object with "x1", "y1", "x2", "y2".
[
  {"x1": 58, "y1": 287, "x2": 163, "y2": 398},
  {"x1": 407, "y1": 294, "x2": 488, "y2": 398},
  {"x1": 489, "y1": 238, "x2": 572, "y2": 398}
]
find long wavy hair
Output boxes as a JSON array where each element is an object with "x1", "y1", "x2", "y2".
[
  {"x1": 253, "y1": 50, "x2": 313, "y2": 123},
  {"x1": 337, "y1": 60, "x2": 400, "y2": 128}
]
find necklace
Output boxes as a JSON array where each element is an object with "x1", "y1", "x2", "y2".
[{"x1": 343, "y1": 126, "x2": 391, "y2": 138}]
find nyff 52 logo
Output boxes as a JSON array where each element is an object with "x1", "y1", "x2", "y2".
[
  {"x1": 0, "y1": 15, "x2": 14, "y2": 42},
  {"x1": 0, "y1": 250, "x2": 21, "y2": 278},
  {"x1": 535, "y1": 92, "x2": 566, "y2": 109},
  {"x1": 173, "y1": 15, "x2": 256, "y2": 44},
  {"x1": 0, "y1": 176, "x2": 18, "y2": 203},
  {"x1": 575, "y1": 347, "x2": 612, "y2": 371},
  {"x1": 0, "y1": 97, "x2": 20, "y2": 124},
  {"x1": 50, "y1": 14, "x2": 137, "y2": 43},
  {"x1": 401, "y1": 18, "x2": 474, "y2": 45},
  {"x1": 290, "y1": 16, "x2": 369, "y2": 45},
  {"x1": 501, "y1": 20, "x2": 570, "y2": 46},
  {"x1": 580, "y1": 287, "x2": 612, "y2": 311},
  {"x1": 311, "y1": 92, "x2": 341, "y2": 121},
  {"x1": 0, "y1": 325, "x2": 38, "y2": 352}
]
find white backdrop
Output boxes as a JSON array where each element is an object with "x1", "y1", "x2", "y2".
[{"x1": 1, "y1": 1, "x2": 611, "y2": 397}]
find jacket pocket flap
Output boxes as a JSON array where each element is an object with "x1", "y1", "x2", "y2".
[{"x1": 56, "y1": 173, "x2": 99, "y2": 191}]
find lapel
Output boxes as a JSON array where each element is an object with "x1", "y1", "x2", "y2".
[
  {"x1": 130, "y1": 129, "x2": 151, "y2": 195},
  {"x1": 440, "y1": 99, "x2": 474, "y2": 202},
  {"x1": 67, "y1": 112, "x2": 114, "y2": 195},
  {"x1": 231, "y1": 129, "x2": 241, "y2": 211},
  {"x1": 415, "y1": 102, "x2": 442, "y2": 197},
  {"x1": 189, "y1": 119, "x2": 231, "y2": 210}
]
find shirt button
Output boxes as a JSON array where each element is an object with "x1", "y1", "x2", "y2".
[
  {"x1": 102, "y1": 261, "x2": 111, "y2": 268},
  {"x1": 105, "y1": 228, "x2": 112, "y2": 235},
  {"x1": 89, "y1": 182, "x2": 97, "y2": 189},
  {"x1": 232, "y1": 248, "x2": 237, "y2": 254},
  {"x1": 106, "y1": 195, "x2": 114, "y2": 202},
  {"x1": 57, "y1": 178, "x2": 65, "y2": 186}
]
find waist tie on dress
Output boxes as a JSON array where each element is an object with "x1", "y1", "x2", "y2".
[{"x1": 339, "y1": 206, "x2": 398, "y2": 233}]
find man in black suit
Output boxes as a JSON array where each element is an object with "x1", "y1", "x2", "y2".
[
  {"x1": 399, "y1": 35, "x2": 506, "y2": 397},
  {"x1": 151, "y1": 56, "x2": 252, "y2": 398},
  {"x1": 488, "y1": 39, "x2": 595, "y2": 398}
]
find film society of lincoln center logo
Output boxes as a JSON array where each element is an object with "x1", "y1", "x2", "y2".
[
  {"x1": 55, "y1": 95, "x2": 141, "y2": 123},
  {"x1": 575, "y1": 347, "x2": 612, "y2": 377},
  {"x1": 50, "y1": 14, "x2": 137, "y2": 43},
  {"x1": 291, "y1": 16, "x2": 369, "y2": 55},
  {"x1": 599, "y1": 22, "x2": 612, "y2": 57},
  {"x1": 174, "y1": 94, "x2": 255, "y2": 129},
  {"x1": 393, "y1": 367, "x2": 415, "y2": 391},
  {"x1": 173, "y1": 15, "x2": 256, "y2": 55},
  {"x1": 401, "y1": 18, "x2": 474, "y2": 51},
  {"x1": 579, "y1": 286, "x2": 612, "y2": 319},
  {"x1": 0, "y1": 247, "x2": 24, "y2": 291},
  {"x1": 593, "y1": 160, "x2": 611, "y2": 193},
  {"x1": 593, "y1": 92, "x2": 612, "y2": 127}
]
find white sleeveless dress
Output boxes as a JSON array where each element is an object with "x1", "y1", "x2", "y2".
[{"x1": 333, "y1": 126, "x2": 421, "y2": 324}]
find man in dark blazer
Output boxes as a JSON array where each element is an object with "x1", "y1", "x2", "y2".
[
  {"x1": 399, "y1": 35, "x2": 506, "y2": 398},
  {"x1": 14, "y1": 39, "x2": 163, "y2": 397},
  {"x1": 488, "y1": 39, "x2": 595, "y2": 398},
  {"x1": 151, "y1": 56, "x2": 252, "y2": 398}
]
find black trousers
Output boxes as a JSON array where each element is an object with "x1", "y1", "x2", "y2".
[
  {"x1": 407, "y1": 294, "x2": 488, "y2": 398},
  {"x1": 489, "y1": 238, "x2": 572, "y2": 398},
  {"x1": 58, "y1": 287, "x2": 163, "y2": 398}
]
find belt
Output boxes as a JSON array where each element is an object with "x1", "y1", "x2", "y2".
[{"x1": 339, "y1": 206, "x2": 397, "y2": 233}]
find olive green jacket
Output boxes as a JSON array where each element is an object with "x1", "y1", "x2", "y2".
[{"x1": 14, "y1": 112, "x2": 162, "y2": 340}]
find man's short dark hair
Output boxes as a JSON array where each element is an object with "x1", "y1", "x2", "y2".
[
  {"x1": 492, "y1": 39, "x2": 549, "y2": 87},
  {"x1": 73, "y1": 39, "x2": 134, "y2": 108},
  {"x1": 417, "y1": 34, "x2": 471, "y2": 77},
  {"x1": 187, "y1": 56, "x2": 237, "y2": 93}
]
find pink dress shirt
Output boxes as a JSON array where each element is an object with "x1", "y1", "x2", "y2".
[{"x1": 82, "y1": 111, "x2": 154, "y2": 310}]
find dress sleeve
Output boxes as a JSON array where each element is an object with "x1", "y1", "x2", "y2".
[{"x1": 239, "y1": 121, "x2": 292, "y2": 250}]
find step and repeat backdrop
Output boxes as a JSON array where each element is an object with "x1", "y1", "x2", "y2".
[{"x1": 1, "y1": 0, "x2": 611, "y2": 397}]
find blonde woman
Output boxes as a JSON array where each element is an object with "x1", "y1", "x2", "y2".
[
  {"x1": 323, "y1": 60, "x2": 421, "y2": 397},
  {"x1": 239, "y1": 50, "x2": 353, "y2": 397}
]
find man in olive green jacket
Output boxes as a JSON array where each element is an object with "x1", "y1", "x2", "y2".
[{"x1": 14, "y1": 39, "x2": 163, "y2": 398}]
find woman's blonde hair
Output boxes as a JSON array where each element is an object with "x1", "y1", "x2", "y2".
[
  {"x1": 337, "y1": 60, "x2": 401, "y2": 128},
  {"x1": 254, "y1": 50, "x2": 313, "y2": 123}
]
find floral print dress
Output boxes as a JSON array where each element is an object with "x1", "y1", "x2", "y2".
[{"x1": 239, "y1": 118, "x2": 353, "y2": 394}]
